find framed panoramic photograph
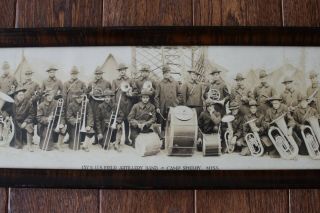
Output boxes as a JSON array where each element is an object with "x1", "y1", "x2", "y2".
[{"x1": 0, "y1": 27, "x2": 320, "y2": 188}]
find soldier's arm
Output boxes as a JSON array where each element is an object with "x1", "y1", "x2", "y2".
[
  {"x1": 87, "y1": 82, "x2": 92, "y2": 94},
  {"x1": 24, "y1": 101, "x2": 36, "y2": 123},
  {"x1": 66, "y1": 105, "x2": 77, "y2": 126},
  {"x1": 180, "y1": 83, "x2": 188, "y2": 105},
  {"x1": 223, "y1": 85, "x2": 230, "y2": 101},
  {"x1": 128, "y1": 104, "x2": 138, "y2": 126},
  {"x1": 145, "y1": 105, "x2": 156, "y2": 127},
  {"x1": 154, "y1": 83, "x2": 161, "y2": 109}
]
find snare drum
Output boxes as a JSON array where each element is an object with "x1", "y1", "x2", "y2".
[
  {"x1": 165, "y1": 106, "x2": 198, "y2": 156},
  {"x1": 202, "y1": 133, "x2": 221, "y2": 156}
]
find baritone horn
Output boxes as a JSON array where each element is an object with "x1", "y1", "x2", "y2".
[
  {"x1": 244, "y1": 119, "x2": 264, "y2": 157},
  {"x1": 301, "y1": 116, "x2": 320, "y2": 159},
  {"x1": 221, "y1": 114, "x2": 235, "y2": 153},
  {"x1": 268, "y1": 114, "x2": 299, "y2": 160}
]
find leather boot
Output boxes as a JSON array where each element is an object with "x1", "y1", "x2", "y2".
[{"x1": 27, "y1": 133, "x2": 34, "y2": 152}]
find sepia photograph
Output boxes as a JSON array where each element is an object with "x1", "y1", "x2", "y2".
[{"x1": 0, "y1": 45, "x2": 319, "y2": 170}]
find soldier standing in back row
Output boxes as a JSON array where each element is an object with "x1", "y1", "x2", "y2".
[
  {"x1": 307, "y1": 71, "x2": 320, "y2": 114},
  {"x1": 230, "y1": 73, "x2": 253, "y2": 115},
  {"x1": 112, "y1": 63, "x2": 137, "y2": 146},
  {"x1": 280, "y1": 77, "x2": 303, "y2": 110},
  {"x1": 155, "y1": 65, "x2": 181, "y2": 149},
  {"x1": 203, "y1": 69, "x2": 229, "y2": 116},
  {"x1": 0, "y1": 61, "x2": 18, "y2": 95},
  {"x1": 253, "y1": 70, "x2": 276, "y2": 113},
  {"x1": 41, "y1": 65, "x2": 64, "y2": 97},
  {"x1": 181, "y1": 69, "x2": 203, "y2": 116},
  {"x1": 22, "y1": 68, "x2": 41, "y2": 105},
  {"x1": 87, "y1": 66, "x2": 111, "y2": 144}
]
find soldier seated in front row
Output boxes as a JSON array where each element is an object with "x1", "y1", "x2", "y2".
[
  {"x1": 243, "y1": 100, "x2": 273, "y2": 156},
  {"x1": 197, "y1": 99, "x2": 221, "y2": 151},
  {"x1": 95, "y1": 89, "x2": 123, "y2": 151},
  {"x1": 128, "y1": 89, "x2": 157, "y2": 148},
  {"x1": 66, "y1": 91, "x2": 94, "y2": 152},
  {"x1": 37, "y1": 90, "x2": 67, "y2": 151},
  {"x1": 10, "y1": 87, "x2": 36, "y2": 151},
  {"x1": 292, "y1": 95, "x2": 319, "y2": 155}
]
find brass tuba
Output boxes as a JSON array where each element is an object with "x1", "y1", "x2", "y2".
[
  {"x1": 268, "y1": 114, "x2": 299, "y2": 160},
  {"x1": 244, "y1": 119, "x2": 264, "y2": 157},
  {"x1": 0, "y1": 91, "x2": 15, "y2": 146},
  {"x1": 301, "y1": 116, "x2": 320, "y2": 159},
  {"x1": 221, "y1": 114, "x2": 235, "y2": 153}
]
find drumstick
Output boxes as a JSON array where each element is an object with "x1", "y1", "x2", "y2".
[{"x1": 157, "y1": 111, "x2": 166, "y2": 121}]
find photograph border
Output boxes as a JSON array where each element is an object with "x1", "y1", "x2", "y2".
[{"x1": 1, "y1": 27, "x2": 320, "y2": 189}]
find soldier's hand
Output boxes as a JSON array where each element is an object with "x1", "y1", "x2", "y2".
[
  {"x1": 59, "y1": 124, "x2": 64, "y2": 129},
  {"x1": 156, "y1": 108, "x2": 160, "y2": 114},
  {"x1": 86, "y1": 126, "x2": 91, "y2": 132},
  {"x1": 48, "y1": 115, "x2": 53, "y2": 121},
  {"x1": 116, "y1": 124, "x2": 122, "y2": 129},
  {"x1": 300, "y1": 125, "x2": 305, "y2": 131},
  {"x1": 252, "y1": 126, "x2": 260, "y2": 132},
  {"x1": 21, "y1": 122, "x2": 27, "y2": 129},
  {"x1": 231, "y1": 136, "x2": 237, "y2": 145},
  {"x1": 98, "y1": 134, "x2": 103, "y2": 140}
]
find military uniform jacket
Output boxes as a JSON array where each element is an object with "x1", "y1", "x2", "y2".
[
  {"x1": 112, "y1": 75, "x2": 137, "y2": 117},
  {"x1": 264, "y1": 104, "x2": 295, "y2": 129},
  {"x1": 253, "y1": 83, "x2": 275, "y2": 105},
  {"x1": 181, "y1": 80, "x2": 203, "y2": 107},
  {"x1": 0, "y1": 74, "x2": 18, "y2": 94},
  {"x1": 95, "y1": 101, "x2": 124, "y2": 135},
  {"x1": 37, "y1": 100, "x2": 66, "y2": 126},
  {"x1": 198, "y1": 110, "x2": 221, "y2": 134},
  {"x1": 307, "y1": 85, "x2": 320, "y2": 114},
  {"x1": 41, "y1": 77, "x2": 63, "y2": 95},
  {"x1": 231, "y1": 114, "x2": 244, "y2": 138},
  {"x1": 63, "y1": 78, "x2": 87, "y2": 106},
  {"x1": 128, "y1": 102, "x2": 156, "y2": 128},
  {"x1": 12, "y1": 98, "x2": 35, "y2": 125},
  {"x1": 155, "y1": 77, "x2": 180, "y2": 115},
  {"x1": 87, "y1": 78, "x2": 111, "y2": 96},
  {"x1": 230, "y1": 85, "x2": 253, "y2": 106},
  {"x1": 66, "y1": 100, "x2": 94, "y2": 127},
  {"x1": 243, "y1": 112, "x2": 266, "y2": 135},
  {"x1": 22, "y1": 79, "x2": 40, "y2": 103},
  {"x1": 281, "y1": 88, "x2": 302, "y2": 107},
  {"x1": 203, "y1": 79, "x2": 229, "y2": 101},
  {"x1": 293, "y1": 106, "x2": 318, "y2": 128}
]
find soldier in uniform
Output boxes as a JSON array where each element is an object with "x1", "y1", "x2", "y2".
[
  {"x1": 37, "y1": 90, "x2": 66, "y2": 151},
  {"x1": 10, "y1": 87, "x2": 36, "y2": 151},
  {"x1": 128, "y1": 89, "x2": 156, "y2": 148},
  {"x1": 223, "y1": 101, "x2": 245, "y2": 154},
  {"x1": 87, "y1": 66, "x2": 111, "y2": 144},
  {"x1": 66, "y1": 91, "x2": 94, "y2": 152},
  {"x1": 253, "y1": 70, "x2": 276, "y2": 113},
  {"x1": 243, "y1": 100, "x2": 273, "y2": 156},
  {"x1": 134, "y1": 64, "x2": 158, "y2": 104},
  {"x1": 181, "y1": 69, "x2": 203, "y2": 116},
  {"x1": 280, "y1": 77, "x2": 303, "y2": 110},
  {"x1": 198, "y1": 100, "x2": 221, "y2": 134},
  {"x1": 263, "y1": 95, "x2": 296, "y2": 158},
  {"x1": 155, "y1": 65, "x2": 181, "y2": 149},
  {"x1": 112, "y1": 63, "x2": 137, "y2": 146},
  {"x1": 41, "y1": 65, "x2": 64, "y2": 97},
  {"x1": 96, "y1": 89, "x2": 124, "y2": 151},
  {"x1": 22, "y1": 68, "x2": 41, "y2": 105},
  {"x1": 292, "y1": 95, "x2": 318, "y2": 155},
  {"x1": 230, "y1": 73, "x2": 253, "y2": 115},
  {"x1": 0, "y1": 61, "x2": 18, "y2": 94},
  {"x1": 307, "y1": 71, "x2": 320, "y2": 114},
  {"x1": 203, "y1": 69, "x2": 229, "y2": 116}
]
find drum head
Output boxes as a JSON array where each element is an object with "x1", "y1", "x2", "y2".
[{"x1": 173, "y1": 106, "x2": 193, "y2": 121}]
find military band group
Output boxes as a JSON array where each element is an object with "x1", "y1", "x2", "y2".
[{"x1": 0, "y1": 59, "x2": 320, "y2": 160}]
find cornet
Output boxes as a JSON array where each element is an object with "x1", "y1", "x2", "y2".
[{"x1": 244, "y1": 119, "x2": 264, "y2": 157}]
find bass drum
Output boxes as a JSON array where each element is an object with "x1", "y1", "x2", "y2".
[
  {"x1": 0, "y1": 117, "x2": 15, "y2": 147},
  {"x1": 202, "y1": 133, "x2": 221, "y2": 156},
  {"x1": 165, "y1": 106, "x2": 198, "y2": 156}
]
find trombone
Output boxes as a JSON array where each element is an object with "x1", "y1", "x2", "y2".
[
  {"x1": 42, "y1": 98, "x2": 64, "y2": 151},
  {"x1": 73, "y1": 95, "x2": 88, "y2": 151}
]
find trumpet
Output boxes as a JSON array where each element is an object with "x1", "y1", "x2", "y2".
[
  {"x1": 301, "y1": 116, "x2": 320, "y2": 159},
  {"x1": 244, "y1": 119, "x2": 264, "y2": 157},
  {"x1": 221, "y1": 114, "x2": 235, "y2": 153},
  {"x1": 42, "y1": 98, "x2": 64, "y2": 151},
  {"x1": 268, "y1": 114, "x2": 299, "y2": 159}
]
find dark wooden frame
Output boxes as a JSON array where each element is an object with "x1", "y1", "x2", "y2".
[{"x1": 1, "y1": 27, "x2": 320, "y2": 189}]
